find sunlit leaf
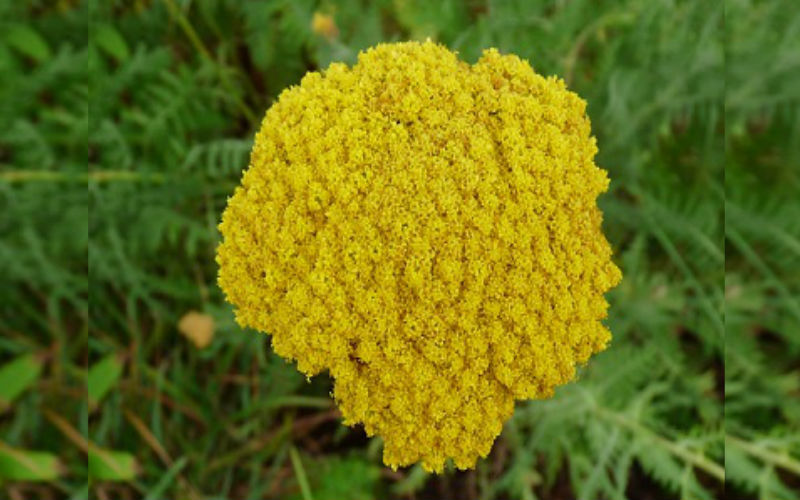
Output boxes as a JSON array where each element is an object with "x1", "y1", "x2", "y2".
[
  {"x1": 88, "y1": 448, "x2": 137, "y2": 482},
  {"x1": 88, "y1": 354, "x2": 124, "y2": 411},
  {"x1": 4, "y1": 24, "x2": 51, "y2": 62},
  {"x1": 0, "y1": 354, "x2": 43, "y2": 410},
  {"x1": 0, "y1": 444, "x2": 60, "y2": 481}
]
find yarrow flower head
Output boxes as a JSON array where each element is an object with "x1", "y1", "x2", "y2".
[{"x1": 217, "y1": 41, "x2": 621, "y2": 472}]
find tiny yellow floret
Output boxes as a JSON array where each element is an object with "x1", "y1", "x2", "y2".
[{"x1": 217, "y1": 41, "x2": 621, "y2": 472}]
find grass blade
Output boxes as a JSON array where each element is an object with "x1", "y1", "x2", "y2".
[{"x1": 289, "y1": 446, "x2": 314, "y2": 500}]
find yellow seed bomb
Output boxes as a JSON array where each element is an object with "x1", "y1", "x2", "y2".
[{"x1": 217, "y1": 41, "x2": 621, "y2": 473}]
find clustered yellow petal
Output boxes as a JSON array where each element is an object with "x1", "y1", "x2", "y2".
[{"x1": 217, "y1": 41, "x2": 621, "y2": 472}]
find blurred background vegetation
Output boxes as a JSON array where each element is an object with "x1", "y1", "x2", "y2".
[{"x1": 0, "y1": 0, "x2": 797, "y2": 498}]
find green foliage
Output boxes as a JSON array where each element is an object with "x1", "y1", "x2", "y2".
[
  {"x1": 0, "y1": 0, "x2": 87, "y2": 497},
  {"x1": 0, "y1": 445, "x2": 60, "y2": 482},
  {"x1": 0, "y1": 355, "x2": 43, "y2": 410},
  {"x1": 87, "y1": 354, "x2": 123, "y2": 410},
  {"x1": 724, "y1": 1, "x2": 800, "y2": 498},
  {"x1": 292, "y1": 455, "x2": 381, "y2": 500},
  {"x1": 3, "y1": 0, "x2": 796, "y2": 498},
  {"x1": 88, "y1": 447, "x2": 137, "y2": 482},
  {"x1": 503, "y1": 344, "x2": 723, "y2": 500}
]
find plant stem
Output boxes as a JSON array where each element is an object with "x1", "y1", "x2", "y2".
[
  {"x1": 264, "y1": 395, "x2": 334, "y2": 410},
  {"x1": 727, "y1": 434, "x2": 800, "y2": 476},
  {"x1": 161, "y1": 0, "x2": 258, "y2": 125},
  {"x1": 596, "y1": 407, "x2": 725, "y2": 481},
  {"x1": 289, "y1": 446, "x2": 315, "y2": 500}
]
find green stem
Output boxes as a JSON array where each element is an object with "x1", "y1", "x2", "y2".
[
  {"x1": 161, "y1": 0, "x2": 258, "y2": 125},
  {"x1": 289, "y1": 446, "x2": 315, "y2": 500},
  {"x1": 726, "y1": 224, "x2": 800, "y2": 324},
  {"x1": 727, "y1": 435, "x2": 800, "y2": 477},
  {"x1": 563, "y1": 11, "x2": 636, "y2": 85},
  {"x1": 1, "y1": 170, "x2": 167, "y2": 183},
  {"x1": 596, "y1": 407, "x2": 725, "y2": 481},
  {"x1": 648, "y1": 219, "x2": 725, "y2": 336},
  {"x1": 264, "y1": 395, "x2": 334, "y2": 410}
]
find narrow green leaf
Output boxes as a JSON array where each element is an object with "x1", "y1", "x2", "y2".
[
  {"x1": 289, "y1": 447, "x2": 314, "y2": 500},
  {"x1": 88, "y1": 448, "x2": 137, "y2": 481},
  {"x1": 0, "y1": 354, "x2": 43, "y2": 410},
  {"x1": 88, "y1": 354, "x2": 124, "y2": 410},
  {"x1": 0, "y1": 443, "x2": 60, "y2": 481},
  {"x1": 93, "y1": 24, "x2": 130, "y2": 62},
  {"x1": 4, "y1": 25, "x2": 51, "y2": 62},
  {"x1": 144, "y1": 456, "x2": 188, "y2": 500}
]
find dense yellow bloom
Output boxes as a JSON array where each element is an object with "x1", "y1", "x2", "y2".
[{"x1": 217, "y1": 41, "x2": 621, "y2": 472}]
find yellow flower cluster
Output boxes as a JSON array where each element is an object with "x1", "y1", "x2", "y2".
[{"x1": 217, "y1": 41, "x2": 621, "y2": 472}]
